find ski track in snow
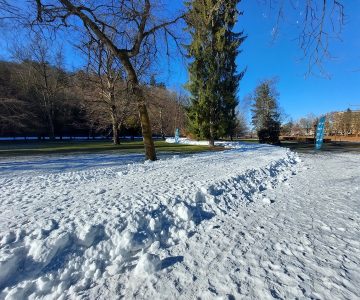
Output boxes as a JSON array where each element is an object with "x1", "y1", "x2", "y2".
[{"x1": 0, "y1": 142, "x2": 359, "y2": 299}]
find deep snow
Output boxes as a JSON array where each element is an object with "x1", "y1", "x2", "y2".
[{"x1": 0, "y1": 142, "x2": 359, "y2": 299}]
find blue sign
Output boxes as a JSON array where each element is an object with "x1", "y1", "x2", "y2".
[
  {"x1": 175, "y1": 128, "x2": 180, "y2": 144},
  {"x1": 315, "y1": 116, "x2": 326, "y2": 150}
]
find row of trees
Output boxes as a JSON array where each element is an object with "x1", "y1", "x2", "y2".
[
  {"x1": 7, "y1": 0, "x2": 246, "y2": 148},
  {"x1": 326, "y1": 109, "x2": 360, "y2": 136},
  {"x1": 0, "y1": 0, "x2": 350, "y2": 159},
  {"x1": 281, "y1": 110, "x2": 360, "y2": 137},
  {"x1": 185, "y1": 0, "x2": 348, "y2": 145},
  {"x1": 0, "y1": 53, "x2": 187, "y2": 142},
  {"x1": 281, "y1": 115, "x2": 318, "y2": 137},
  {"x1": 0, "y1": 0, "x2": 187, "y2": 160}
]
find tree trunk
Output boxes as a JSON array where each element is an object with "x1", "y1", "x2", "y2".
[
  {"x1": 112, "y1": 120, "x2": 120, "y2": 145},
  {"x1": 159, "y1": 108, "x2": 165, "y2": 140},
  {"x1": 123, "y1": 58, "x2": 156, "y2": 160},
  {"x1": 209, "y1": 137, "x2": 215, "y2": 147},
  {"x1": 43, "y1": 94, "x2": 55, "y2": 141},
  {"x1": 110, "y1": 95, "x2": 120, "y2": 145},
  {"x1": 209, "y1": 122, "x2": 215, "y2": 147},
  {"x1": 48, "y1": 115, "x2": 55, "y2": 141},
  {"x1": 54, "y1": 0, "x2": 157, "y2": 160},
  {"x1": 138, "y1": 99, "x2": 156, "y2": 160}
]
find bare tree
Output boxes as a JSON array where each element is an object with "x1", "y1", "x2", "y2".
[
  {"x1": 353, "y1": 111, "x2": 360, "y2": 137},
  {"x1": 342, "y1": 108, "x2": 353, "y2": 136},
  {"x1": 0, "y1": 62, "x2": 33, "y2": 137},
  {"x1": 0, "y1": 58, "x2": 88, "y2": 139},
  {"x1": 147, "y1": 85, "x2": 173, "y2": 139},
  {"x1": 263, "y1": 0, "x2": 345, "y2": 76},
  {"x1": 145, "y1": 84, "x2": 188, "y2": 139},
  {"x1": 12, "y1": 35, "x2": 68, "y2": 140},
  {"x1": 80, "y1": 37, "x2": 134, "y2": 144},
  {"x1": 0, "y1": 97, "x2": 31, "y2": 136},
  {"x1": 233, "y1": 112, "x2": 248, "y2": 138},
  {"x1": 7, "y1": 0, "x2": 183, "y2": 160},
  {"x1": 298, "y1": 113, "x2": 316, "y2": 136},
  {"x1": 173, "y1": 93, "x2": 188, "y2": 136},
  {"x1": 149, "y1": 87, "x2": 167, "y2": 140}
]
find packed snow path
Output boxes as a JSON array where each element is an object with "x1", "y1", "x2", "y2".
[
  {"x1": 0, "y1": 143, "x2": 359, "y2": 299},
  {"x1": 133, "y1": 152, "x2": 360, "y2": 300}
]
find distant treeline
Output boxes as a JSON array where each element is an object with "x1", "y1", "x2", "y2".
[
  {"x1": 0, "y1": 60, "x2": 187, "y2": 142},
  {"x1": 280, "y1": 110, "x2": 360, "y2": 137}
]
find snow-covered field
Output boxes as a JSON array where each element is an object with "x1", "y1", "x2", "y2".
[{"x1": 0, "y1": 142, "x2": 359, "y2": 299}]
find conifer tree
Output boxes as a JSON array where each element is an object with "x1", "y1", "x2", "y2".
[
  {"x1": 186, "y1": 0, "x2": 246, "y2": 145},
  {"x1": 251, "y1": 79, "x2": 281, "y2": 144}
]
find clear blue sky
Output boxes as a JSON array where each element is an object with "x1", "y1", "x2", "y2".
[
  {"x1": 1, "y1": 1, "x2": 359, "y2": 122},
  {"x1": 156, "y1": 1, "x2": 360, "y2": 122},
  {"x1": 235, "y1": 1, "x2": 360, "y2": 121}
]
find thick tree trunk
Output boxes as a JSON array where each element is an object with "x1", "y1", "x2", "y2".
[
  {"x1": 209, "y1": 137, "x2": 215, "y2": 147},
  {"x1": 111, "y1": 118, "x2": 120, "y2": 145},
  {"x1": 209, "y1": 122, "x2": 215, "y2": 147},
  {"x1": 123, "y1": 59, "x2": 156, "y2": 161},
  {"x1": 56, "y1": 0, "x2": 158, "y2": 160},
  {"x1": 137, "y1": 98, "x2": 156, "y2": 160}
]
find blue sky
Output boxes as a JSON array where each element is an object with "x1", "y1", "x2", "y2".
[
  {"x1": 234, "y1": 1, "x2": 360, "y2": 121},
  {"x1": 156, "y1": 1, "x2": 360, "y2": 122},
  {"x1": 1, "y1": 1, "x2": 359, "y2": 122}
]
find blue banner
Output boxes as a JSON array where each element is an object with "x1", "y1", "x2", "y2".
[
  {"x1": 175, "y1": 128, "x2": 180, "y2": 144},
  {"x1": 315, "y1": 116, "x2": 326, "y2": 150}
]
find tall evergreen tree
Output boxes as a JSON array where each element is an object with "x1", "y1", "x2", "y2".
[
  {"x1": 186, "y1": 0, "x2": 246, "y2": 145},
  {"x1": 251, "y1": 79, "x2": 281, "y2": 144}
]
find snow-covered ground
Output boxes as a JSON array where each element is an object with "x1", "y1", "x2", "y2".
[{"x1": 0, "y1": 142, "x2": 359, "y2": 299}]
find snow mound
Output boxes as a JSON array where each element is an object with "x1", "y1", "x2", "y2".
[
  {"x1": 165, "y1": 137, "x2": 209, "y2": 145},
  {"x1": 134, "y1": 253, "x2": 161, "y2": 276},
  {"x1": 0, "y1": 143, "x2": 299, "y2": 298},
  {"x1": 165, "y1": 138, "x2": 264, "y2": 150}
]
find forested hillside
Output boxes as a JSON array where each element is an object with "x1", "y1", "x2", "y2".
[{"x1": 0, "y1": 61, "x2": 187, "y2": 141}]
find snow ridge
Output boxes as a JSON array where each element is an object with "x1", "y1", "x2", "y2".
[{"x1": 0, "y1": 144, "x2": 299, "y2": 298}]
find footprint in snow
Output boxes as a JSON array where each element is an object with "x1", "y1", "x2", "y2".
[{"x1": 95, "y1": 188, "x2": 106, "y2": 195}]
